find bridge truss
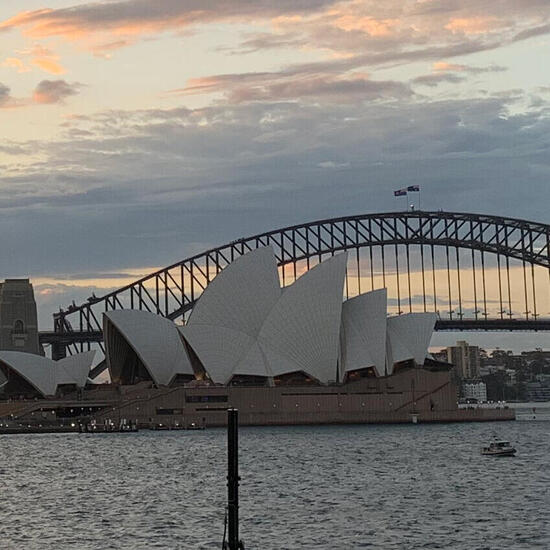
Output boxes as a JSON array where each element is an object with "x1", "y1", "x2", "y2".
[{"x1": 46, "y1": 210, "x2": 550, "y2": 359}]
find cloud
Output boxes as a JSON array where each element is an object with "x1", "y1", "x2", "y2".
[
  {"x1": 512, "y1": 22, "x2": 550, "y2": 42},
  {"x1": 1, "y1": 57, "x2": 30, "y2": 73},
  {"x1": 0, "y1": 78, "x2": 79, "y2": 108},
  {"x1": 0, "y1": 1, "x2": 334, "y2": 53},
  {"x1": 444, "y1": 17, "x2": 500, "y2": 35},
  {"x1": 413, "y1": 61, "x2": 507, "y2": 87},
  {"x1": 0, "y1": 142, "x2": 32, "y2": 155},
  {"x1": 434, "y1": 62, "x2": 467, "y2": 72},
  {"x1": 0, "y1": 82, "x2": 19, "y2": 108},
  {"x1": 12, "y1": 44, "x2": 67, "y2": 75},
  {"x1": 433, "y1": 61, "x2": 507, "y2": 74},
  {"x1": 226, "y1": 32, "x2": 306, "y2": 54},
  {"x1": 199, "y1": 40, "x2": 511, "y2": 107},
  {"x1": 238, "y1": 75, "x2": 411, "y2": 102},
  {"x1": 0, "y1": 83, "x2": 11, "y2": 104},
  {"x1": 175, "y1": 69, "x2": 411, "y2": 104},
  {"x1": 0, "y1": 0, "x2": 547, "y2": 67},
  {"x1": 33, "y1": 79, "x2": 81, "y2": 104},
  {"x1": 30, "y1": 45, "x2": 66, "y2": 75},
  {"x1": 413, "y1": 72, "x2": 467, "y2": 87},
  {"x1": 31, "y1": 57, "x2": 66, "y2": 75},
  {"x1": 1, "y1": 90, "x2": 548, "y2": 212},
  {"x1": 91, "y1": 39, "x2": 133, "y2": 58},
  {"x1": 330, "y1": 14, "x2": 398, "y2": 36},
  {"x1": 227, "y1": 0, "x2": 549, "y2": 64}
]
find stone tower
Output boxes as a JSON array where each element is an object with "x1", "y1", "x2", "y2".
[{"x1": 0, "y1": 279, "x2": 40, "y2": 354}]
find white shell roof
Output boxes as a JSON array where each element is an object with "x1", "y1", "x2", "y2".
[
  {"x1": 56, "y1": 351, "x2": 96, "y2": 388},
  {"x1": 386, "y1": 312, "x2": 436, "y2": 372},
  {"x1": 181, "y1": 247, "x2": 281, "y2": 384},
  {"x1": 188, "y1": 246, "x2": 281, "y2": 335},
  {"x1": 180, "y1": 324, "x2": 269, "y2": 383},
  {"x1": 182, "y1": 248, "x2": 347, "y2": 384},
  {"x1": 340, "y1": 288, "x2": 387, "y2": 378},
  {"x1": 0, "y1": 352, "x2": 56, "y2": 395},
  {"x1": 104, "y1": 309, "x2": 193, "y2": 386},
  {"x1": 235, "y1": 342, "x2": 271, "y2": 377},
  {"x1": 0, "y1": 350, "x2": 95, "y2": 396},
  {"x1": 257, "y1": 253, "x2": 347, "y2": 383}
]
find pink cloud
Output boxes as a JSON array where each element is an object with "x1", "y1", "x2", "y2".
[
  {"x1": 7, "y1": 44, "x2": 67, "y2": 75},
  {"x1": 1, "y1": 57, "x2": 30, "y2": 73},
  {"x1": 331, "y1": 14, "x2": 398, "y2": 37},
  {"x1": 0, "y1": 1, "x2": 334, "y2": 52},
  {"x1": 31, "y1": 57, "x2": 66, "y2": 75},
  {"x1": 433, "y1": 62, "x2": 467, "y2": 72},
  {"x1": 445, "y1": 17, "x2": 500, "y2": 35}
]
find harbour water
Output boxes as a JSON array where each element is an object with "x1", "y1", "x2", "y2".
[{"x1": 1, "y1": 420, "x2": 549, "y2": 549}]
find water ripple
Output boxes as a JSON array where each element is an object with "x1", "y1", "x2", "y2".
[{"x1": 0, "y1": 422, "x2": 549, "y2": 549}]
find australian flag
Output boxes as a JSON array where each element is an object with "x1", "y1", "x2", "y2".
[
  {"x1": 407, "y1": 185, "x2": 420, "y2": 192},
  {"x1": 394, "y1": 189, "x2": 407, "y2": 197}
]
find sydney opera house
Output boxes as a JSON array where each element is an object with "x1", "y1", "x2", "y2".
[
  {"x1": 0, "y1": 248, "x2": 513, "y2": 425},
  {"x1": 105, "y1": 247, "x2": 435, "y2": 387}
]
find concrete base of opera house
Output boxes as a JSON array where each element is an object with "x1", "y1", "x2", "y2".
[{"x1": 0, "y1": 367, "x2": 515, "y2": 426}]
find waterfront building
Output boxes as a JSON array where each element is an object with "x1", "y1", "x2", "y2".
[
  {"x1": 462, "y1": 380, "x2": 487, "y2": 402},
  {"x1": 447, "y1": 340, "x2": 480, "y2": 379},
  {"x1": 0, "y1": 279, "x2": 40, "y2": 354},
  {"x1": 526, "y1": 382, "x2": 550, "y2": 401}
]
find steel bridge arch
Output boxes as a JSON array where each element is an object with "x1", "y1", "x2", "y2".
[{"x1": 50, "y1": 210, "x2": 550, "y2": 358}]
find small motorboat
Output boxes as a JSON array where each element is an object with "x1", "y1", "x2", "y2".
[{"x1": 481, "y1": 440, "x2": 516, "y2": 457}]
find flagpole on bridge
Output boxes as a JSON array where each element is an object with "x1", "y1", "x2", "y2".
[
  {"x1": 405, "y1": 185, "x2": 421, "y2": 210},
  {"x1": 393, "y1": 188, "x2": 408, "y2": 210}
]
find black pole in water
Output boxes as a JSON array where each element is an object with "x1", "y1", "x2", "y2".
[{"x1": 227, "y1": 408, "x2": 244, "y2": 550}]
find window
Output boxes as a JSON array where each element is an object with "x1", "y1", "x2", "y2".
[
  {"x1": 156, "y1": 408, "x2": 184, "y2": 415},
  {"x1": 12, "y1": 320, "x2": 25, "y2": 334},
  {"x1": 186, "y1": 395, "x2": 228, "y2": 403}
]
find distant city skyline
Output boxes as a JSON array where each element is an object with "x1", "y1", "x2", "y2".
[{"x1": 1, "y1": 1, "x2": 549, "y2": 350}]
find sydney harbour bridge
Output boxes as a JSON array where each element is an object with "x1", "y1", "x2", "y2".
[{"x1": 40, "y1": 210, "x2": 550, "y2": 376}]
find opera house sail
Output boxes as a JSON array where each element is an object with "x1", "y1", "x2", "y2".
[
  {"x1": 0, "y1": 351, "x2": 95, "y2": 397},
  {"x1": 256, "y1": 253, "x2": 346, "y2": 385},
  {"x1": 104, "y1": 309, "x2": 195, "y2": 386},
  {"x1": 386, "y1": 313, "x2": 437, "y2": 373},
  {"x1": 340, "y1": 288, "x2": 388, "y2": 379},
  {"x1": 179, "y1": 246, "x2": 281, "y2": 384}
]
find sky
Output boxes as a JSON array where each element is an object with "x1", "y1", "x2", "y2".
[{"x1": 1, "y1": 0, "x2": 550, "y2": 351}]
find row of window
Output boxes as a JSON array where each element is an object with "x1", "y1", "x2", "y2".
[{"x1": 185, "y1": 395, "x2": 228, "y2": 403}]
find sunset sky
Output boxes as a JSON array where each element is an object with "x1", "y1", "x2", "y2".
[{"x1": 1, "y1": 1, "x2": 550, "y2": 349}]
